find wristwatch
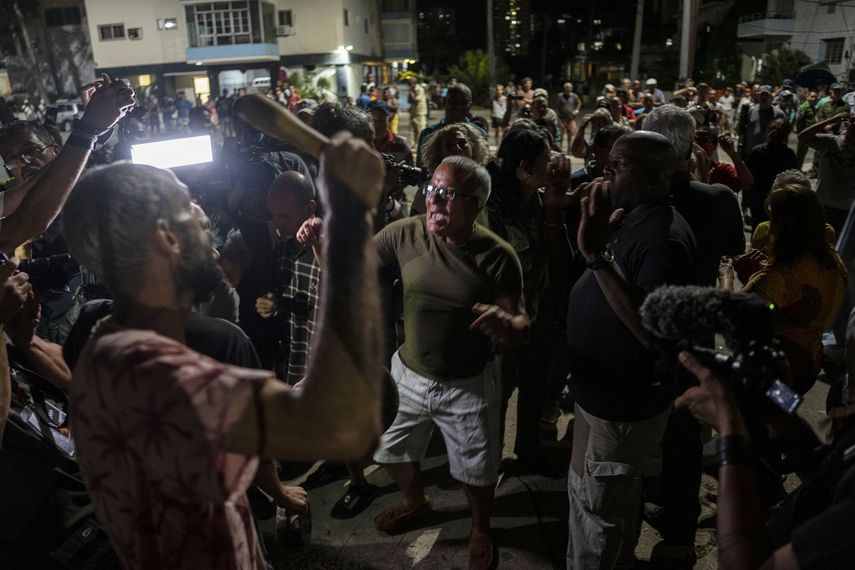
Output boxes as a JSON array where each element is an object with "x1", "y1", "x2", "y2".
[
  {"x1": 72, "y1": 118, "x2": 109, "y2": 137},
  {"x1": 65, "y1": 131, "x2": 98, "y2": 150},
  {"x1": 586, "y1": 248, "x2": 615, "y2": 270}
]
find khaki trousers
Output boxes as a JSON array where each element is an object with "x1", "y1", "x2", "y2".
[{"x1": 566, "y1": 403, "x2": 670, "y2": 570}]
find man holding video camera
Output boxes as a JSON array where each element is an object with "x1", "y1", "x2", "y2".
[{"x1": 676, "y1": 348, "x2": 855, "y2": 569}]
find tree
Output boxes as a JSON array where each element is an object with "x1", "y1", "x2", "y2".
[
  {"x1": 693, "y1": 0, "x2": 766, "y2": 86},
  {"x1": 0, "y1": 1, "x2": 50, "y2": 100},
  {"x1": 446, "y1": 50, "x2": 509, "y2": 107},
  {"x1": 289, "y1": 70, "x2": 333, "y2": 101},
  {"x1": 757, "y1": 47, "x2": 812, "y2": 86}
]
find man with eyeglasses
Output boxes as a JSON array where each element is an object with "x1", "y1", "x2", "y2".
[
  {"x1": 297, "y1": 155, "x2": 528, "y2": 570},
  {"x1": 0, "y1": 77, "x2": 135, "y2": 252}
]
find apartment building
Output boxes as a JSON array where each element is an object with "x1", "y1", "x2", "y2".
[
  {"x1": 738, "y1": 0, "x2": 855, "y2": 84},
  {"x1": 83, "y1": 0, "x2": 384, "y2": 101}
]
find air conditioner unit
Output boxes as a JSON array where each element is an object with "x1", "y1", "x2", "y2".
[{"x1": 275, "y1": 25, "x2": 293, "y2": 37}]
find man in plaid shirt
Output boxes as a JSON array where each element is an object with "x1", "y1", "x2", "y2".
[{"x1": 255, "y1": 171, "x2": 320, "y2": 384}]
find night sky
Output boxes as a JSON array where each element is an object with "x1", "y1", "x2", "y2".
[{"x1": 416, "y1": 0, "x2": 632, "y2": 54}]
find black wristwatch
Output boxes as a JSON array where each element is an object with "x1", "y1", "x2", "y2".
[
  {"x1": 72, "y1": 118, "x2": 109, "y2": 137},
  {"x1": 586, "y1": 248, "x2": 615, "y2": 270},
  {"x1": 65, "y1": 131, "x2": 98, "y2": 150}
]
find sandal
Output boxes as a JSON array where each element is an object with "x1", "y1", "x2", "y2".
[
  {"x1": 330, "y1": 483, "x2": 379, "y2": 519},
  {"x1": 373, "y1": 496, "x2": 432, "y2": 531}
]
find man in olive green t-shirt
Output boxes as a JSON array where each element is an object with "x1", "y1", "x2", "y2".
[
  {"x1": 375, "y1": 156, "x2": 528, "y2": 569},
  {"x1": 298, "y1": 156, "x2": 529, "y2": 569},
  {"x1": 302, "y1": 155, "x2": 528, "y2": 569}
]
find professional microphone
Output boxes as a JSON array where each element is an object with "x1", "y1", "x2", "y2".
[{"x1": 640, "y1": 286, "x2": 777, "y2": 349}]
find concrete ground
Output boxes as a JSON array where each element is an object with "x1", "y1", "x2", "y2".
[{"x1": 264, "y1": 375, "x2": 832, "y2": 570}]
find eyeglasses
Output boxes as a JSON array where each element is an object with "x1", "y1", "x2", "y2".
[
  {"x1": 423, "y1": 184, "x2": 479, "y2": 203},
  {"x1": 2, "y1": 144, "x2": 51, "y2": 168}
]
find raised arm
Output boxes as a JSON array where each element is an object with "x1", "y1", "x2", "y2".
[
  {"x1": 570, "y1": 114, "x2": 592, "y2": 159},
  {"x1": 0, "y1": 80, "x2": 135, "y2": 252},
  {"x1": 578, "y1": 185, "x2": 651, "y2": 347},
  {"x1": 227, "y1": 133, "x2": 386, "y2": 462},
  {"x1": 718, "y1": 133, "x2": 754, "y2": 191},
  {"x1": 799, "y1": 112, "x2": 848, "y2": 149}
]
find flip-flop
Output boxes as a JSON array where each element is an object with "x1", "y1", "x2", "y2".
[
  {"x1": 373, "y1": 496, "x2": 433, "y2": 531},
  {"x1": 330, "y1": 483, "x2": 380, "y2": 519}
]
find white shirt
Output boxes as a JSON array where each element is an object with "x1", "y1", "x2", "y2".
[
  {"x1": 492, "y1": 96, "x2": 507, "y2": 119},
  {"x1": 717, "y1": 94, "x2": 735, "y2": 112}
]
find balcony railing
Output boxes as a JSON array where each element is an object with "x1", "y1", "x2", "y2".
[{"x1": 739, "y1": 11, "x2": 795, "y2": 23}]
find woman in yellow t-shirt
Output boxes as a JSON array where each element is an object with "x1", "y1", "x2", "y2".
[{"x1": 734, "y1": 184, "x2": 848, "y2": 394}]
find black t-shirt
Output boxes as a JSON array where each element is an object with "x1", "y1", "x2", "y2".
[
  {"x1": 671, "y1": 172, "x2": 745, "y2": 286},
  {"x1": 63, "y1": 299, "x2": 261, "y2": 370},
  {"x1": 566, "y1": 200, "x2": 697, "y2": 422},
  {"x1": 745, "y1": 142, "x2": 799, "y2": 224}
]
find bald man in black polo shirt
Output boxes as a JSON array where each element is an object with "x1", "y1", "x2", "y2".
[{"x1": 565, "y1": 131, "x2": 697, "y2": 569}]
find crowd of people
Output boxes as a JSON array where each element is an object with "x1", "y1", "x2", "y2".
[{"x1": 0, "y1": 67, "x2": 854, "y2": 570}]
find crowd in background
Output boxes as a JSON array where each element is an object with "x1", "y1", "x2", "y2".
[{"x1": 0, "y1": 66, "x2": 854, "y2": 570}]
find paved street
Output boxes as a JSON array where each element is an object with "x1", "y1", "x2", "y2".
[{"x1": 266, "y1": 375, "x2": 833, "y2": 569}]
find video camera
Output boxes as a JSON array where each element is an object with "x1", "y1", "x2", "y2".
[
  {"x1": 381, "y1": 153, "x2": 429, "y2": 187},
  {"x1": 640, "y1": 286, "x2": 801, "y2": 416}
]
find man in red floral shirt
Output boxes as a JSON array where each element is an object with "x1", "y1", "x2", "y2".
[{"x1": 64, "y1": 132, "x2": 387, "y2": 569}]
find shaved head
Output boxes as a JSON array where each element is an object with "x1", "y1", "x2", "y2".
[
  {"x1": 619, "y1": 131, "x2": 678, "y2": 173},
  {"x1": 603, "y1": 131, "x2": 676, "y2": 210}
]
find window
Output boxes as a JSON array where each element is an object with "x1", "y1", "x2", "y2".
[
  {"x1": 364, "y1": 18, "x2": 369, "y2": 33},
  {"x1": 45, "y1": 7, "x2": 82, "y2": 27},
  {"x1": 98, "y1": 24, "x2": 125, "y2": 41},
  {"x1": 774, "y1": 0, "x2": 794, "y2": 12},
  {"x1": 344, "y1": 9, "x2": 350, "y2": 26},
  {"x1": 277, "y1": 9, "x2": 292, "y2": 26},
  {"x1": 157, "y1": 18, "x2": 178, "y2": 30},
  {"x1": 128, "y1": 27, "x2": 143, "y2": 40},
  {"x1": 823, "y1": 37, "x2": 845, "y2": 64},
  {"x1": 185, "y1": 1, "x2": 253, "y2": 47}
]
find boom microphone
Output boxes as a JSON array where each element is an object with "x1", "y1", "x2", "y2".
[
  {"x1": 640, "y1": 286, "x2": 777, "y2": 349},
  {"x1": 234, "y1": 93, "x2": 330, "y2": 157}
]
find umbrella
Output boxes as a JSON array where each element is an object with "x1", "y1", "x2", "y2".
[{"x1": 794, "y1": 68, "x2": 839, "y2": 89}]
